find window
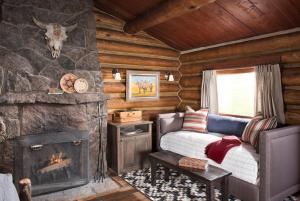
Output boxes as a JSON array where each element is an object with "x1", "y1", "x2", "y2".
[{"x1": 216, "y1": 68, "x2": 255, "y2": 117}]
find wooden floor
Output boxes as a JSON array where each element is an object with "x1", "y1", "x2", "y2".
[
  {"x1": 77, "y1": 176, "x2": 300, "y2": 201},
  {"x1": 76, "y1": 176, "x2": 150, "y2": 201}
]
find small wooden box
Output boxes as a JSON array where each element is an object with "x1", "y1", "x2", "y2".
[{"x1": 114, "y1": 110, "x2": 142, "y2": 123}]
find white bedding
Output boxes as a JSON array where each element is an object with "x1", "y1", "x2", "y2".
[{"x1": 160, "y1": 131, "x2": 259, "y2": 185}]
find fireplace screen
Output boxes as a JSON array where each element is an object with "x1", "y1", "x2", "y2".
[{"x1": 15, "y1": 131, "x2": 89, "y2": 196}]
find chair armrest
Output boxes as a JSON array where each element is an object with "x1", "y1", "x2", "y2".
[
  {"x1": 156, "y1": 112, "x2": 184, "y2": 150},
  {"x1": 259, "y1": 125, "x2": 300, "y2": 201}
]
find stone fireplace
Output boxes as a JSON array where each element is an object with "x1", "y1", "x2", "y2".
[
  {"x1": 0, "y1": 0, "x2": 108, "y2": 194},
  {"x1": 15, "y1": 130, "x2": 89, "y2": 196}
]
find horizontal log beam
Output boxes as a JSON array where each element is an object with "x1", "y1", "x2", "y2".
[
  {"x1": 282, "y1": 68, "x2": 300, "y2": 86},
  {"x1": 180, "y1": 55, "x2": 281, "y2": 74},
  {"x1": 96, "y1": 28, "x2": 167, "y2": 47},
  {"x1": 97, "y1": 39, "x2": 179, "y2": 58},
  {"x1": 107, "y1": 97, "x2": 180, "y2": 109},
  {"x1": 178, "y1": 102, "x2": 201, "y2": 111},
  {"x1": 284, "y1": 89, "x2": 300, "y2": 105},
  {"x1": 281, "y1": 51, "x2": 300, "y2": 63},
  {"x1": 179, "y1": 90, "x2": 201, "y2": 100},
  {"x1": 123, "y1": 0, "x2": 216, "y2": 34},
  {"x1": 102, "y1": 68, "x2": 180, "y2": 81},
  {"x1": 285, "y1": 109, "x2": 300, "y2": 125},
  {"x1": 99, "y1": 54, "x2": 180, "y2": 68},
  {"x1": 103, "y1": 82, "x2": 180, "y2": 93},
  {"x1": 180, "y1": 76, "x2": 202, "y2": 88},
  {"x1": 180, "y1": 32, "x2": 300, "y2": 63}
]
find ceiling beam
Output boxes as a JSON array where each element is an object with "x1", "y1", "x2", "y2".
[{"x1": 123, "y1": 0, "x2": 216, "y2": 34}]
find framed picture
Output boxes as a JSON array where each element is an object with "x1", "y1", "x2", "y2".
[{"x1": 126, "y1": 70, "x2": 160, "y2": 101}]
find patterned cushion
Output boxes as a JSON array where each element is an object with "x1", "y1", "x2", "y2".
[
  {"x1": 182, "y1": 108, "x2": 209, "y2": 133},
  {"x1": 241, "y1": 114, "x2": 277, "y2": 147}
]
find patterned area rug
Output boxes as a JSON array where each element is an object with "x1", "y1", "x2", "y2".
[{"x1": 122, "y1": 166, "x2": 296, "y2": 201}]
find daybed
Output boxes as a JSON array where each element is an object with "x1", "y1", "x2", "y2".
[{"x1": 156, "y1": 112, "x2": 300, "y2": 201}]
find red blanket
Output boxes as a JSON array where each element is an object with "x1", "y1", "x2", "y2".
[{"x1": 205, "y1": 136, "x2": 241, "y2": 164}]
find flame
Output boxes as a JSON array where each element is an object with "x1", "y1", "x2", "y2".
[{"x1": 49, "y1": 152, "x2": 63, "y2": 165}]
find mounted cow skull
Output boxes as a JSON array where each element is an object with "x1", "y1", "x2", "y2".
[{"x1": 33, "y1": 17, "x2": 77, "y2": 59}]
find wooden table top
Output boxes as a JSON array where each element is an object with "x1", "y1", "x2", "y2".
[{"x1": 149, "y1": 151, "x2": 231, "y2": 181}]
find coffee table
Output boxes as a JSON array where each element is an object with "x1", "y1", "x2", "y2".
[{"x1": 149, "y1": 151, "x2": 231, "y2": 201}]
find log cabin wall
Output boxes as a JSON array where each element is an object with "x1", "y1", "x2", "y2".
[
  {"x1": 179, "y1": 32, "x2": 300, "y2": 125},
  {"x1": 93, "y1": 8, "x2": 181, "y2": 121}
]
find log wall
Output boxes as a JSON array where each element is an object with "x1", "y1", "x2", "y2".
[
  {"x1": 94, "y1": 9, "x2": 181, "y2": 121},
  {"x1": 179, "y1": 32, "x2": 300, "y2": 124}
]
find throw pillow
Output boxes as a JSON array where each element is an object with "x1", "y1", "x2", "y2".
[
  {"x1": 241, "y1": 114, "x2": 277, "y2": 147},
  {"x1": 182, "y1": 107, "x2": 209, "y2": 133}
]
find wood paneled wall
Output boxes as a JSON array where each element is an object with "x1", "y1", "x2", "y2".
[
  {"x1": 94, "y1": 8, "x2": 181, "y2": 121},
  {"x1": 179, "y1": 32, "x2": 300, "y2": 125}
]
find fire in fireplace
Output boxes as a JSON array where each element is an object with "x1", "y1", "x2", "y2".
[{"x1": 14, "y1": 130, "x2": 89, "y2": 196}]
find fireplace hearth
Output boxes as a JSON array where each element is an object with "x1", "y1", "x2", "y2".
[{"x1": 15, "y1": 130, "x2": 89, "y2": 196}]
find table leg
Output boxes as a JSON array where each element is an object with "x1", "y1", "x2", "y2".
[
  {"x1": 164, "y1": 167, "x2": 169, "y2": 181},
  {"x1": 221, "y1": 177, "x2": 229, "y2": 201},
  {"x1": 150, "y1": 159, "x2": 157, "y2": 186},
  {"x1": 206, "y1": 182, "x2": 215, "y2": 201}
]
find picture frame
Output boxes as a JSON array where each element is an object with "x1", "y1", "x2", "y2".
[{"x1": 126, "y1": 70, "x2": 160, "y2": 101}]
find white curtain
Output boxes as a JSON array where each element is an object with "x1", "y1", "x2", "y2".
[
  {"x1": 255, "y1": 64, "x2": 285, "y2": 124},
  {"x1": 201, "y1": 70, "x2": 218, "y2": 114}
]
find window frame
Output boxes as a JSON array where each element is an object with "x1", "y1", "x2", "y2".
[{"x1": 216, "y1": 67, "x2": 255, "y2": 119}]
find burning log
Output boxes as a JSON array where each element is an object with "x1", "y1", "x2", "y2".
[{"x1": 37, "y1": 153, "x2": 72, "y2": 174}]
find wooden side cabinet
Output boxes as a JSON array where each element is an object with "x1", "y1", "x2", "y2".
[{"x1": 107, "y1": 121, "x2": 153, "y2": 175}]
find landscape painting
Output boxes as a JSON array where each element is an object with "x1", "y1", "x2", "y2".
[{"x1": 126, "y1": 71, "x2": 160, "y2": 101}]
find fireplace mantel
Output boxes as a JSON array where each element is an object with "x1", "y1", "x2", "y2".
[{"x1": 0, "y1": 92, "x2": 109, "y2": 105}]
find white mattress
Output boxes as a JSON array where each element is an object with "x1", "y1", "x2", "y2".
[{"x1": 160, "y1": 131, "x2": 259, "y2": 185}]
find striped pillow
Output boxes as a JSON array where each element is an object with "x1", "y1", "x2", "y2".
[
  {"x1": 182, "y1": 108, "x2": 209, "y2": 133},
  {"x1": 241, "y1": 114, "x2": 277, "y2": 147}
]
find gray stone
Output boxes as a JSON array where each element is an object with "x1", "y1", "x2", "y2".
[
  {"x1": 21, "y1": 104, "x2": 89, "y2": 135},
  {"x1": 0, "y1": 92, "x2": 36, "y2": 104},
  {"x1": 0, "y1": 106, "x2": 19, "y2": 119},
  {"x1": 85, "y1": 29, "x2": 97, "y2": 50},
  {"x1": 0, "y1": 23, "x2": 22, "y2": 50},
  {"x1": 18, "y1": 48, "x2": 56, "y2": 73},
  {"x1": 61, "y1": 46, "x2": 87, "y2": 62},
  {"x1": 23, "y1": 0, "x2": 51, "y2": 10},
  {"x1": 64, "y1": 27, "x2": 85, "y2": 48},
  {"x1": 28, "y1": 74, "x2": 51, "y2": 91},
  {"x1": 39, "y1": 64, "x2": 65, "y2": 87},
  {"x1": 6, "y1": 71, "x2": 32, "y2": 92},
  {"x1": 32, "y1": 179, "x2": 119, "y2": 201},
  {"x1": 3, "y1": 0, "x2": 26, "y2": 5},
  {"x1": 0, "y1": 67, "x2": 4, "y2": 95},
  {"x1": 0, "y1": 52, "x2": 34, "y2": 74},
  {"x1": 58, "y1": 55, "x2": 75, "y2": 70},
  {"x1": 5, "y1": 118, "x2": 20, "y2": 138},
  {"x1": 2, "y1": 5, "x2": 33, "y2": 25},
  {"x1": 50, "y1": 0, "x2": 83, "y2": 14},
  {"x1": 22, "y1": 38, "x2": 54, "y2": 61},
  {"x1": 76, "y1": 52, "x2": 99, "y2": 71},
  {"x1": 65, "y1": 9, "x2": 95, "y2": 30}
]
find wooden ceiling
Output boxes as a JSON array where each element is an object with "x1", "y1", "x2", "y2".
[{"x1": 96, "y1": 0, "x2": 300, "y2": 51}]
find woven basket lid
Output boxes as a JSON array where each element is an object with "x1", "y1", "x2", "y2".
[
  {"x1": 60, "y1": 73, "x2": 78, "y2": 94},
  {"x1": 74, "y1": 78, "x2": 89, "y2": 93}
]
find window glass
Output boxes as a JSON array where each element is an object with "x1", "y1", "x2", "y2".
[{"x1": 217, "y1": 70, "x2": 255, "y2": 117}]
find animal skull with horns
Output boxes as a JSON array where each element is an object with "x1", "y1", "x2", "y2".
[{"x1": 33, "y1": 17, "x2": 77, "y2": 59}]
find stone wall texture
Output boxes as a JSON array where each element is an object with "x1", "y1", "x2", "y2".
[{"x1": 0, "y1": 0, "x2": 107, "y2": 179}]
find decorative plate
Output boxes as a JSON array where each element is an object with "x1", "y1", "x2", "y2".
[
  {"x1": 60, "y1": 73, "x2": 78, "y2": 94},
  {"x1": 74, "y1": 78, "x2": 89, "y2": 93}
]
